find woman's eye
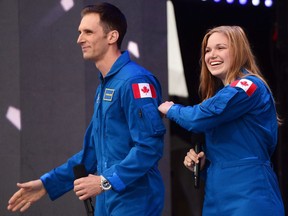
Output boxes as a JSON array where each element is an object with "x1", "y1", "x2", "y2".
[{"x1": 218, "y1": 46, "x2": 227, "y2": 50}]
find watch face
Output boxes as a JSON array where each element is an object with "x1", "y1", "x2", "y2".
[
  {"x1": 103, "y1": 180, "x2": 109, "y2": 187},
  {"x1": 102, "y1": 179, "x2": 112, "y2": 190}
]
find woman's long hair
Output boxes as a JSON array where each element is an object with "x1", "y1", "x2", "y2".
[
  {"x1": 199, "y1": 25, "x2": 269, "y2": 100},
  {"x1": 198, "y1": 25, "x2": 282, "y2": 124}
]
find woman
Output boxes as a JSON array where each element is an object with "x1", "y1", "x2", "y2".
[{"x1": 158, "y1": 26, "x2": 284, "y2": 215}]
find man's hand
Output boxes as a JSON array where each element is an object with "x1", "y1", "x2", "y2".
[
  {"x1": 74, "y1": 174, "x2": 103, "y2": 200},
  {"x1": 7, "y1": 179, "x2": 47, "y2": 212}
]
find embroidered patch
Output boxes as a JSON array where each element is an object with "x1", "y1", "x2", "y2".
[
  {"x1": 132, "y1": 83, "x2": 156, "y2": 99},
  {"x1": 96, "y1": 94, "x2": 100, "y2": 103},
  {"x1": 230, "y1": 79, "x2": 257, "y2": 96},
  {"x1": 103, "y1": 88, "x2": 115, "y2": 101}
]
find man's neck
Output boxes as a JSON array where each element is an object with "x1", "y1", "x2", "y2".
[{"x1": 96, "y1": 50, "x2": 122, "y2": 77}]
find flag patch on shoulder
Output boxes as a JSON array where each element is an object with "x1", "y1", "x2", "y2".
[
  {"x1": 132, "y1": 83, "x2": 156, "y2": 99},
  {"x1": 230, "y1": 79, "x2": 257, "y2": 96}
]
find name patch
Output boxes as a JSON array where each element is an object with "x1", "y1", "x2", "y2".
[{"x1": 103, "y1": 88, "x2": 115, "y2": 101}]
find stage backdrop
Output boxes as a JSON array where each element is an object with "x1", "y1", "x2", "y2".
[{"x1": 0, "y1": 0, "x2": 170, "y2": 215}]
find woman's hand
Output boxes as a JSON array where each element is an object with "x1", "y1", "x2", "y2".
[
  {"x1": 184, "y1": 148, "x2": 206, "y2": 172},
  {"x1": 158, "y1": 101, "x2": 174, "y2": 116}
]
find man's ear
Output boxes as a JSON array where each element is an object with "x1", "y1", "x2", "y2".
[{"x1": 107, "y1": 30, "x2": 119, "y2": 45}]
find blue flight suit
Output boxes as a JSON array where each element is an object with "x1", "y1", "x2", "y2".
[
  {"x1": 40, "y1": 51, "x2": 166, "y2": 216},
  {"x1": 166, "y1": 73, "x2": 285, "y2": 215}
]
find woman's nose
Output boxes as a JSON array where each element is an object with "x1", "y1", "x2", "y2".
[{"x1": 210, "y1": 49, "x2": 217, "y2": 58}]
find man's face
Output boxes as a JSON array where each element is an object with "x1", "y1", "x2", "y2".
[{"x1": 77, "y1": 13, "x2": 109, "y2": 61}]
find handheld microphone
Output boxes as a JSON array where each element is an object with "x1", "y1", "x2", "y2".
[
  {"x1": 193, "y1": 143, "x2": 201, "y2": 189},
  {"x1": 73, "y1": 164, "x2": 94, "y2": 216}
]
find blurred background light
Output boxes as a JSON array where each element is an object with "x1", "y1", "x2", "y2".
[
  {"x1": 265, "y1": 0, "x2": 273, "y2": 7},
  {"x1": 60, "y1": 0, "x2": 74, "y2": 11},
  {"x1": 252, "y1": 0, "x2": 261, "y2": 6},
  {"x1": 203, "y1": 0, "x2": 274, "y2": 7},
  {"x1": 239, "y1": 0, "x2": 248, "y2": 5}
]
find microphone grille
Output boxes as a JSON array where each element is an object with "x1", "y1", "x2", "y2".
[{"x1": 73, "y1": 164, "x2": 88, "y2": 179}]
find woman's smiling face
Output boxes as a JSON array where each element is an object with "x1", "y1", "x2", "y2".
[{"x1": 204, "y1": 32, "x2": 232, "y2": 84}]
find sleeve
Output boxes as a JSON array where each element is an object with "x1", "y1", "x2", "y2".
[
  {"x1": 103, "y1": 75, "x2": 166, "y2": 192},
  {"x1": 166, "y1": 77, "x2": 262, "y2": 133},
  {"x1": 40, "y1": 120, "x2": 98, "y2": 200}
]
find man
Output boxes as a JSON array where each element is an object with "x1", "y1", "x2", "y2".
[{"x1": 7, "y1": 3, "x2": 166, "y2": 216}]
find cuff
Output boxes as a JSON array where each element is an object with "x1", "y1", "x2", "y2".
[{"x1": 105, "y1": 173, "x2": 126, "y2": 192}]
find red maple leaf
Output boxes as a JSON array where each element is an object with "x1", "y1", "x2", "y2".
[
  {"x1": 141, "y1": 86, "x2": 150, "y2": 94},
  {"x1": 240, "y1": 81, "x2": 249, "y2": 86}
]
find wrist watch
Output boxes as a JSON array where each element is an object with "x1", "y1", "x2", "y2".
[{"x1": 100, "y1": 175, "x2": 112, "y2": 191}]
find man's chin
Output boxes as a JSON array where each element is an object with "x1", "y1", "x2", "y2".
[{"x1": 82, "y1": 55, "x2": 93, "y2": 60}]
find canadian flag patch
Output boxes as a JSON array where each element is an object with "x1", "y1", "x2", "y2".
[
  {"x1": 132, "y1": 83, "x2": 157, "y2": 99},
  {"x1": 230, "y1": 78, "x2": 257, "y2": 96}
]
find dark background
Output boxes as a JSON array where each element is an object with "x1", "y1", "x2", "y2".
[{"x1": 1, "y1": 0, "x2": 287, "y2": 215}]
